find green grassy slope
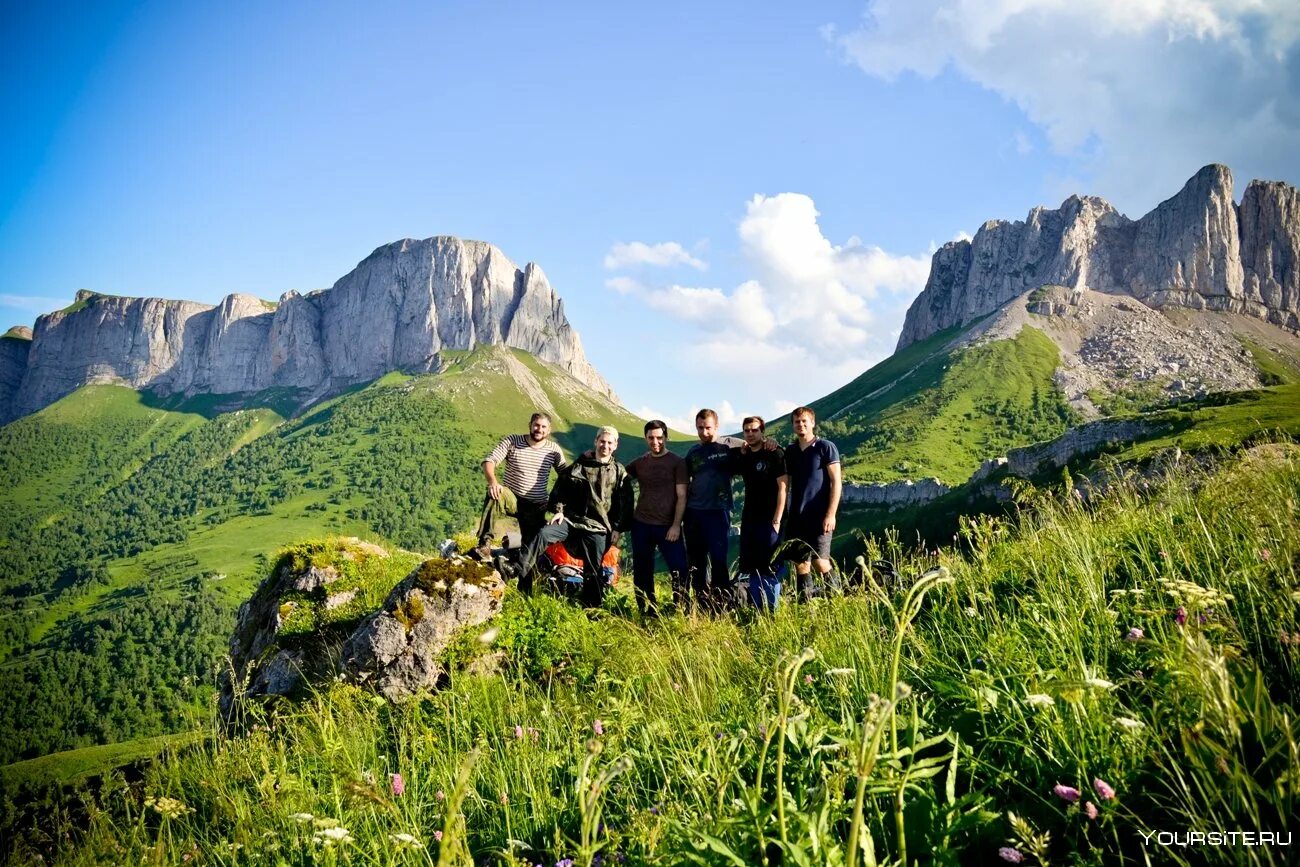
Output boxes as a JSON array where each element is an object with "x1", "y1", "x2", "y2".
[
  {"x1": 769, "y1": 325, "x2": 1079, "y2": 484},
  {"x1": 6, "y1": 447, "x2": 1295, "y2": 865},
  {"x1": 0, "y1": 345, "x2": 647, "y2": 764}
]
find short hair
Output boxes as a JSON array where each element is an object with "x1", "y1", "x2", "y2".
[
  {"x1": 742, "y1": 415, "x2": 765, "y2": 432},
  {"x1": 695, "y1": 408, "x2": 718, "y2": 424},
  {"x1": 644, "y1": 419, "x2": 668, "y2": 438},
  {"x1": 530, "y1": 411, "x2": 552, "y2": 425},
  {"x1": 595, "y1": 425, "x2": 619, "y2": 441},
  {"x1": 791, "y1": 406, "x2": 816, "y2": 423}
]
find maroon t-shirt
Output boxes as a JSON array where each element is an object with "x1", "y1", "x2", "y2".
[{"x1": 627, "y1": 451, "x2": 688, "y2": 526}]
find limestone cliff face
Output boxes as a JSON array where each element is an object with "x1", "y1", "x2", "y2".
[
  {"x1": 0, "y1": 328, "x2": 32, "y2": 421},
  {"x1": 898, "y1": 165, "x2": 1300, "y2": 350},
  {"x1": 4, "y1": 237, "x2": 615, "y2": 422}
]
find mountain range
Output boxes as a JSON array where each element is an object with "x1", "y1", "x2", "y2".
[{"x1": 1, "y1": 164, "x2": 1298, "y2": 768}]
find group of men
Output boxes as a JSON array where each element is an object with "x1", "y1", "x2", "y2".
[{"x1": 474, "y1": 407, "x2": 842, "y2": 613}]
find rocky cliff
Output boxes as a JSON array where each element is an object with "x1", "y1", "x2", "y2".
[
  {"x1": 3, "y1": 237, "x2": 615, "y2": 423},
  {"x1": 898, "y1": 165, "x2": 1300, "y2": 350}
]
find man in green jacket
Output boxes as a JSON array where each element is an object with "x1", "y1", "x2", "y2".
[{"x1": 514, "y1": 426, "x2": 634, "y2": 607}]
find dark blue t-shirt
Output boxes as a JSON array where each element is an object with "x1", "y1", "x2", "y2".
[
  {"x1": 686, "y1": 439, "x2": 740, "y2": 512},
  {"x1": 786, "y1": 437, "x2": 840, "y2": 522}
]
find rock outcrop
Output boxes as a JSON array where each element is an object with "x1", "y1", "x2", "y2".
[
  {"x1": 342, "y1": 557, "x2": 505, "y2": 700},
  {"x1": 4, "y1": 237, "x2": 615, "y2": 423},
  {"x1": 841, "y1": 477, "x2": 950, "y2": 509},
  {"x1": 218, "y1": 537, "x2": 502, "y2": 725},
  {"x1": 0, "y1": 328, "x2": 32, "y2": 420},
  {"x1": 898, "y1": 165, "x2": 1300, "y2": 350}
]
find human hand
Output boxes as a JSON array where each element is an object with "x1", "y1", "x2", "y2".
[
  {"x1": 666, "y1": 523, "x2": 681, "y2": 543},
  {"x1": 488, "y1": 482, "x2": 503, "y2": 501},
  {"x1": 823, "y1": 515, "x2": 837, "y2": 534}
]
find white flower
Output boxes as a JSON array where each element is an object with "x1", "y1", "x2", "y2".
[
  {"x1": 827, "y1": 668, "x2": 856, "y2": 676},
  {"x1": 1114, "y1": 717, "x2": 1146, "y2": 731},
  {"x1": 314, "y1": 826, "x2": 352, "y2": 844},
  {"x1": 1085, "y1": 678, "x2": 1115, "y2": 690},
  {"x1": 478, "y1": 627, "x2": 500, "y2": 644},
  {"x1": 289, "y1": 812, "x2": 314, "y2": 823},
  {"x1": 389, "y1": 833, "x2": 423, "y2": 848},
  {"x1": 964, "y1": 607, "x2": 979, "y2": 617},
  {"x1": 1025, "y1": 694, "x2": 1055, "y2": 708}
]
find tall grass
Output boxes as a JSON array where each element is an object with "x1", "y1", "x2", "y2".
[{"x1": 7, "y1": 446, "x2": 1297, "y2": 866}]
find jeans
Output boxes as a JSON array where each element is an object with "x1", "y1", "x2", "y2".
[
  {"x1": 684, "y1": 507, "x2": 731, "y2": 608},
  {"x1": 738, "y1": 521, "x2": 781, "y2": 611},
  {"x1": 516, "y1": 522, "x2": 611, "y2": 607},
  {"x1": 630, "y1": 519, "x2": 688, "y2": 614}
]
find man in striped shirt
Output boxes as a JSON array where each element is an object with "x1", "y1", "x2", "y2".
[{"x1": 475, "y1": 412, "x2": 568, "y2": 556}]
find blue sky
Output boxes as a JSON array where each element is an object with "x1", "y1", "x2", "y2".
[{"x1": 4, "y1": 0, "x2": 1298, "y2": 431}]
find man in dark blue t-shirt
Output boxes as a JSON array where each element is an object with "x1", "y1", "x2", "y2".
[
  {"x1": 784, "y1": 405, "x2": 842, "y2": 600},
  {"x1": 684, "y1": 408, "x2": 743, "y2": 611}
]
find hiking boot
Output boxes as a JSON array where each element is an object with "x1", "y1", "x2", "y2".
[{"x1": 469, "y1": 543, "x2": 493, "y2": 562}]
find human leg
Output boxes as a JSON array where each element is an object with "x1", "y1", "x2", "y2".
[
  {"x1": 630, "y1": 519, "x2": 659, "y2": 615},
  {"x1": 475, "y1": 487, "x2": 520, "y2": 545},
  {"x1": 515, "y1": 497, "x2": 548, "y2": 550},
  {"x1": 683, "y1": 509, "x2": 709, "y2": 610},
  {"x1": 702, "y1": 510, "x2": 732, "y2": 605},
  {"x1": 571, "y1": 528, "x2": 611, "y2": 608},
  {"x1": 516, "y1": 521, "x2": 569, "y2": 594},
  {"x1": 658, "y1": 531, "x2": 688, "y2": 611}
]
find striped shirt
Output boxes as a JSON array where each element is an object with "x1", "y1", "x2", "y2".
[{"x1": 485, "y1": 435, "x2": 567, "y2": 504}]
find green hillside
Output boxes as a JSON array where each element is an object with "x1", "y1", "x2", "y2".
[
  {"x1": 769, "y1": 324, "x2": 1080, "y2": 484},
  {"x1": 5, "y1": 445, "x2": 1296, "y2": 865},
  {"x1": 0, "y1": 346, "x2": 650, "y2": 764}
]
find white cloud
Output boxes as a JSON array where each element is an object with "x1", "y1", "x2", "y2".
[
  {"x1": 603, "y1": 241, "x2": 707, "y2": 271},
  {"x1": 635, "y1": 400, "x2": 745, "y2": 438},
  {"x1": 607, "y1": 192, "x2": 930, "y2": 425},
  {"x1": 825, "y1": 0, "x2": 1300, "y2": 212}
]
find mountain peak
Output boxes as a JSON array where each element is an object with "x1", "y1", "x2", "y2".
[
  {"x1": 2, "y1": 235, "x2": 615, "y2": 424},
  {"x1": 897, "y1": 165, "x2": 1298, "y2": 350}
]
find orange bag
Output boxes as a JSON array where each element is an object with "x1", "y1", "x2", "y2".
[{"x1": 544, "y1": 542, "x2": 621, "y2": 583}]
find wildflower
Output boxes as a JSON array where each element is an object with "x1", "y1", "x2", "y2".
[
  {"x1": 592, "y1": 719, "x2": 604, "y2": 736},
  {"x1": 1025, "y1": 694, "x2": 1055, "y2": 708},
  {"x1": 804, "y1": 674, "x2": 814, "y2": 685},
  {"x1": 434, "y1": 830, "x2": 443, "y2": 842},
  {"x1": 435, "y1": 789, "x2": 446, "y2": 802},
  {"x1": 649, "y1": 803, "x2": 662, "y2": 815},
  {"x1": 314, "y1": 826, "x2": 352, "y2": 844},
  {"x1": 499, "y1": 791, "x2": 509, "y2": 805},
  {"x1": 827, "y1": 667, "x2": 856, "y2": 676},
  {"x1": 1175, "y1": 606, "x2": 1187, "y2": 626},
  {"x1": 144, "y1": 796, "x2": 194, "y2": 819},
  {"x1": 965, "y1": 606, "x2": 979, "y2": 617},
  {"x1": 389, "y1": 833, "x2": 423, "y2": 849},
  {"x1": 289, "y1": 812, "x2": 314, "y2": 823},
  {"x1": 1093, "y1": 778, "x2": 1116, "y2": 800},
  {"x1": 1053, "y1": 783, "x2": 1081, "y2": 802},
  {"x1": 1085, "y1": 677, "x2": 1115, "y2": 690},
  {"x1": 1114, "y1": 717, "x2": 1145, "y2": 731},
  {"x1": 478, "y1": 626, "x2": 499, "y2": 644},
  {"x1": 1084, "y1": 801, "x2": 1098, "y2": 820},
  {"x1": 514, "y1": 725, "x2": 525, "y2": 739},
  {"x1": 672, "y1": 682, "x2": 682, "y2": 691},
  {"x1": 389, "y1": 773, "x2": 405, "y2": 796},
  {"x1": 1124, "y1": 627, "x2": 1144, "y2": 641},
  {"x1": 556, "y1": 860, "x2": 575, "y2": 867},
  {"x1": 998, "y1": 847, "x2": 1024, "y2": 863},
  {"x1": 361, "y1": 770, "x2": 376, "y2": 785},
  {"x1": 1261, "y1": 548, "x2": 1272, "y2": 561},
  {"x1": 1159, "y1": 550, "x2": 1169, "y2": 559},
  {"x1": 895, "y1": 681, "x2": 913, "y2": 699}
]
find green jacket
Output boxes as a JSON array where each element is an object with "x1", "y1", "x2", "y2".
[{"x1": 548, "y1": 451, "x2": 634, "y2": 535}]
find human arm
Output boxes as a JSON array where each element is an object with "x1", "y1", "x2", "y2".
[
  {"x1": 666, "y1": 482, "x2": 687, "y2": 542},
  {"x1": 774, "y1": 475, "x2": 789, "y2": 533},
  {"x1": 824, "y1": 462, "x2": 842, "y2": 534},
  {"x1": 482, "y1": 437, "x2": 512, "y2": 500}
]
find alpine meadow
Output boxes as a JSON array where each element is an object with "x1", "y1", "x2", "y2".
[{"x1": 4, "y1": 4, "x2": 1300, "y2": 865}]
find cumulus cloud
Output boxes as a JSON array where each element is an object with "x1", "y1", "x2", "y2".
[
  {"x1": 604, "y1": 241, "x2": 707, "y2": 271},
  {"x1": 606, "y1": 192, "x2": 931, "y2": 422},
  {"x1": 636, "y1": 401, "x2": 746, "y2": 437},
  {"x1": 825, "y1": 0, "x2": 1300, "y2": 212}
]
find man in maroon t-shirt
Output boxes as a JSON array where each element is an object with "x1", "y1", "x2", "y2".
[{"x1": 625, "y1": 419, "x2": 688, "y2": 616}]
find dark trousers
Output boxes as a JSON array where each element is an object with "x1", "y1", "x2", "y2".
[
  {"x1": 630, "y1": 518, "x2": 688, "y2": 614},
  {"x1": 516, "y1": 521, "x2": 611, "y2": 607},
  {"x1": 476, "y1": 489, "x2": 547, "y2": 549},
  {"x1": 684, "y1": 507, "x2": 732, "y2": 607}
]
